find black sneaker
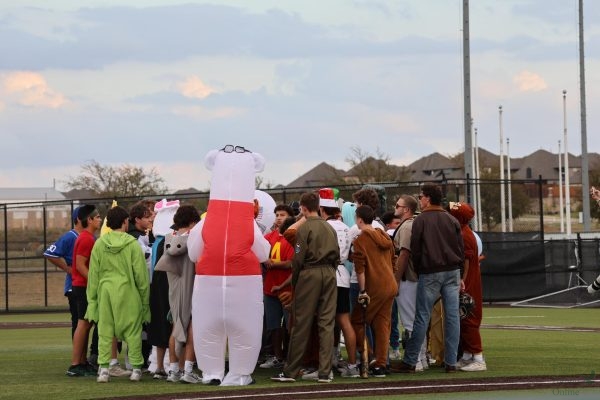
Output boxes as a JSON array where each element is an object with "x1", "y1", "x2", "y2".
[
  {"x1": 369, "y1": 366, "x2": 386, "y2": 378},
  {"x1": 83, "y1": 362, "x2": 97, "y2": 376},
  {"x1": 66, "y1": 364, "x2": 86, "y2": 377}
]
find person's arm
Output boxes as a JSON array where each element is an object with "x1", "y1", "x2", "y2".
[
  {"x1": 46, "y1": 257, "x2": 71, "y2": 274},
  {"x1": 394, "y1": 248, "x2": 410, "y2": 284},
  {"x1": 76, "y1": 254, "x2": 90, "y2": 278},
  {"x1": 271, "y1": 275, "x2": 292, "y2": 293}
]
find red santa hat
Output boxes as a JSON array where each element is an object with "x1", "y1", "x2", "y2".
[{"x1": 319, "y1": 188, "x2": 339, "y2": 208}]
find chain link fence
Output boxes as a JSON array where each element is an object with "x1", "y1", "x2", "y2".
[{"x1": 1, "y1": 177, "x2": 599, "y2": 311}]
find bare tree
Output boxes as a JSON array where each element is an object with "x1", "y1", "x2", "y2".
[
  {"x1": 64, "y1": 160, "x2": 168, "y2": 198},
  {"x1": 344, "y1": 146, "x2": 408, "y2": 183}
]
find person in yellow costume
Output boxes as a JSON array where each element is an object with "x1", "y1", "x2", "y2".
[{"x1": 86, "y1": 206, "x2": 151, "y2": 383}]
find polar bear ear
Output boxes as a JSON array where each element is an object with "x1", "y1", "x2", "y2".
[
  {"x1": 204, "y1": 149, "x2": 219, "y2": 171},
  {"x1": 253, "y1": 152, "x2": 266, "y2": 173}
]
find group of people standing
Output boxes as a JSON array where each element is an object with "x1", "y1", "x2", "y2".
[
  {"x1": 46, "y1": 200, "x2": 202, "y2": 383},
  {"x1": 46, "y1": 182, "x2": 489, "y2": 385},
  {"x1": 266, "y1": 183, "x2": 487, "y2": 383}
]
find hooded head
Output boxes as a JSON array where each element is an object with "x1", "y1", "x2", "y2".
[{"x1": 448, "y1": 202, "x2": 475, "y2": 225}]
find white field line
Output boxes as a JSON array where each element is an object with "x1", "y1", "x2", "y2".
[
  {"x1": 176, "y1": 379, "x2": 600, "y2": 400},
  {"x1": 484, "y1": 315, "x2": 545, "y2": 319}
]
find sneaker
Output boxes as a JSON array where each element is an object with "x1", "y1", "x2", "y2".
[
  {"x1": 302, "y1": 369, "x2": 333, "y2": 381},
  {"x1": 152, "y1": 369, "x2": 168, "y2": 380},
  {"x1": 419, "y1": 356, "x2": 429, "y2": 370},
  {"x1": 317, "y1": 375, "x2": 332, "y2": 383},
  {"x1": 259, "y1": 356, "x2": 284, "y2": 369},
  {"x1": 340, "y1": 364, "x2": 360, "y2": 378},
  {"x1": 180, "y1": 371, "x2": 202, "y2": 384},
  {"x1": 97, "y1": 368, "x2": 110, "y2": 383},
  {"x1": 460, "y1": 360, "x2": 487, "y2": 372},
  {"x1": 445, "y1": 365, "x2": 457, "y2": 373},
  {"x1": 456, "y1": 357, "x2": 473, "y2": 369},
  {"x1": 87, "y1": 354, "x2": 99, "y2": 370},
  {"x1": 415, "y1": 360, "x2": 424, "y2": 372},
  {"x1": 369, "y1": 366, "x2": 386, "y2": 378},
  {"x1": 130, "y1": 368, "x2": 142, "y2": 382},
  {"x1": 109, "y1": 364, "x2": 132, "y2": 377},
  {"x1": 167, "y1": 370, "x2": 182, "y2": 382},
  {"x1": 271, "y1": 372, "x2": 295, "y2": 382},
  {"x1": 388, "y1": 348, "x2": 401, "y2": 360},
  {"x1": 83, "y1": 362, "x2": 98, "y2": 376},
  {"x1": 66, "y1": 364, "x2": 86, "y2": 377}
]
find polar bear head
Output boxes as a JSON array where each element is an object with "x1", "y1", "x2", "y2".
[{"x1": 204, "y1": 145, "x2": 265, "y2": 203}]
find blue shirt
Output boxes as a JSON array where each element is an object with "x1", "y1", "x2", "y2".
[{"x1": 44, "y1": 229, "x2": 79, "y2": 295}]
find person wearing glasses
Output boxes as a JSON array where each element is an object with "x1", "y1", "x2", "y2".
[
  {"x1": 188, "y1": 145, "x2": 270, "y2": 386},
  {"x1": 394, "y1": 184, "x2": 463, "y2": 374},
  {"x1": 389, "y1": 194, "x2": 429, "y2": 372}
]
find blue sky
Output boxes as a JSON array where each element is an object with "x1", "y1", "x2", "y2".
[{"x1": 1, "y1": 0, "x2": 599, "y2": 191}]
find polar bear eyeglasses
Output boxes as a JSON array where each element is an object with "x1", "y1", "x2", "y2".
[{"x1": 221, "y1": 145, "x2": 251, "y2": 153}]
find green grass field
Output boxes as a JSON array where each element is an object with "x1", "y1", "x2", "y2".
[{"x1": 0, "y1": 307, "x2": 599, "y2": 399}]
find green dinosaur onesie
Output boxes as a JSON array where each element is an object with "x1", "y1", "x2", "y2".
[{"x1": 86, "y1": 230, "x2": 150, "y2": 368}]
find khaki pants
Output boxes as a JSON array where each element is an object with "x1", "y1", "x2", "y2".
[{"x1": 284, "y1": 267, "x2": 337, "y2": 379}]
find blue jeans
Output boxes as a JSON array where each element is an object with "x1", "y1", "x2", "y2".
[{"x1": 402, "y1": 269, "x2": 460, "y2": 367}]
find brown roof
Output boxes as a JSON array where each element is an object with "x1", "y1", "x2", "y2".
[{"x1": 286, "y1": 162, "x2": 345, "y2": 188}]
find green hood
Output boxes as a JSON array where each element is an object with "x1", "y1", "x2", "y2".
[{"x1": 98, "y1": 231, "x2": 137, "y2": 254}]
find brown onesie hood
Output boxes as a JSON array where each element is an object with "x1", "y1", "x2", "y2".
[{"x1": 360, "y1": 228, "x2": 393, "y2": 251}]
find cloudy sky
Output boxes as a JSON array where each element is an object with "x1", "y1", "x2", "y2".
[{"x1": 1, "y1": 0, "x2": 599, "y2": 191}]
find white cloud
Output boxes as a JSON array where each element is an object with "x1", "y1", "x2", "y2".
[
  {"x1": 176, "y1": 76, "x2": 215, "y2": 99},
  {"x1": 2, "y1": 71, "x2": 69, "y2": 108},
  {"x1": 513, "y1": 70, "x2": 548, "y2": 92},
  {"x1": 170, "y1": 105, "x2": 244, "y2": 120}
]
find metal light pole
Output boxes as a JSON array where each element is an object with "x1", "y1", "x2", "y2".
[
  {"x1": 499, "y1": 105, "x2": 506, "y2": 232},
  {"x1": 474, "y1": 127, "x2": 482, "y2": 230},
  {"x1": 558, "y1": 140, "x2": 564, "y2": 233},
  {"x1": 462, "y1": 0, "x2": 475, "y2": 206},
  {"x1": 579, "y1": 0, "x2": 591, "y2": 231},
  {"x1": 507, "y1": 138, "x2": 513, "y2": 232},
  {"x1": 563, "y1": 90, "x2": 572, "y2": 236}
]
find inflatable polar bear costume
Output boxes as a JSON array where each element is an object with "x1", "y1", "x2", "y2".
[{"x1": 187, "y1": 145, "x2": 270, "y2": 386}]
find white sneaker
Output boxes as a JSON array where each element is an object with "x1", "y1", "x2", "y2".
[
  {"x1": 302, "y1": 369, "x2": 333, "y2": 381},
  {"x1": 340, "y1": 364, "x2": 360, "y2": 378},
  {"x1": 388, "y1": 348, "x2": 401, "y2": 360},
  {"x1": 456, "y1": 357, "x2": 473, "y2": 369},
  {"x1": 180, "y1": 371, "x2": 201, "y2": 384},
  {"x1": 259, "y1": 356, "x2": 284, "y2": 369},
  {"x1": 415, "y1": 360, "x2": 424, "y2": 372},
  {"x1": 460, "y1": 360, "x2": 487, "y2": 372},
  {"x1": 109, "y1": 364, "x2": 132, "y2": 377},
  {"x1": 129, "y1": 369, "x2": 142, "y2": 382},
  {"x1": 167, "y1": 370, "x2": 182, "y2": 382},
  {"x1": 97, "y1": 368, "x2": 109, "y2": 383}
]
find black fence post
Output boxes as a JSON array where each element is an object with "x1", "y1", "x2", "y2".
[
  {"x1": 538, "y1": 175, "x2": 544, "y2": 241},
  {"x1": 3, "y1": 204, "x2": 8, "y2": 312},
  {"x1": 43, "y1": 205, "x2": 48, "y2": 307}
]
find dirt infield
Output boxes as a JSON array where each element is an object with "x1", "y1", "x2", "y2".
[{"x1": 105, "y1": 375, "x2": 600, "y2": 400}]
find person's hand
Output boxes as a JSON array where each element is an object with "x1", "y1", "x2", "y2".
[
  {"x1": 460, "y1": 279, "x2": 466, "y2": 292},
  {"x1": 271, "y1": 284, "x2": 281, "y2": 293},
  {"x1": 264, "y1": 259, "x2": 273, "y2": 269},
  {"x1": 358, "y1": 291, "x2": 370, "y2": 307},
  {"x1": 591, "y1": 186, "x2": 600, "y2": 201}
]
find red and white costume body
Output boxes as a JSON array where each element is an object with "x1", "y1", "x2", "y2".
[{"x1": 188, "y1": 147, "x2": 270, "y2": 386}]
